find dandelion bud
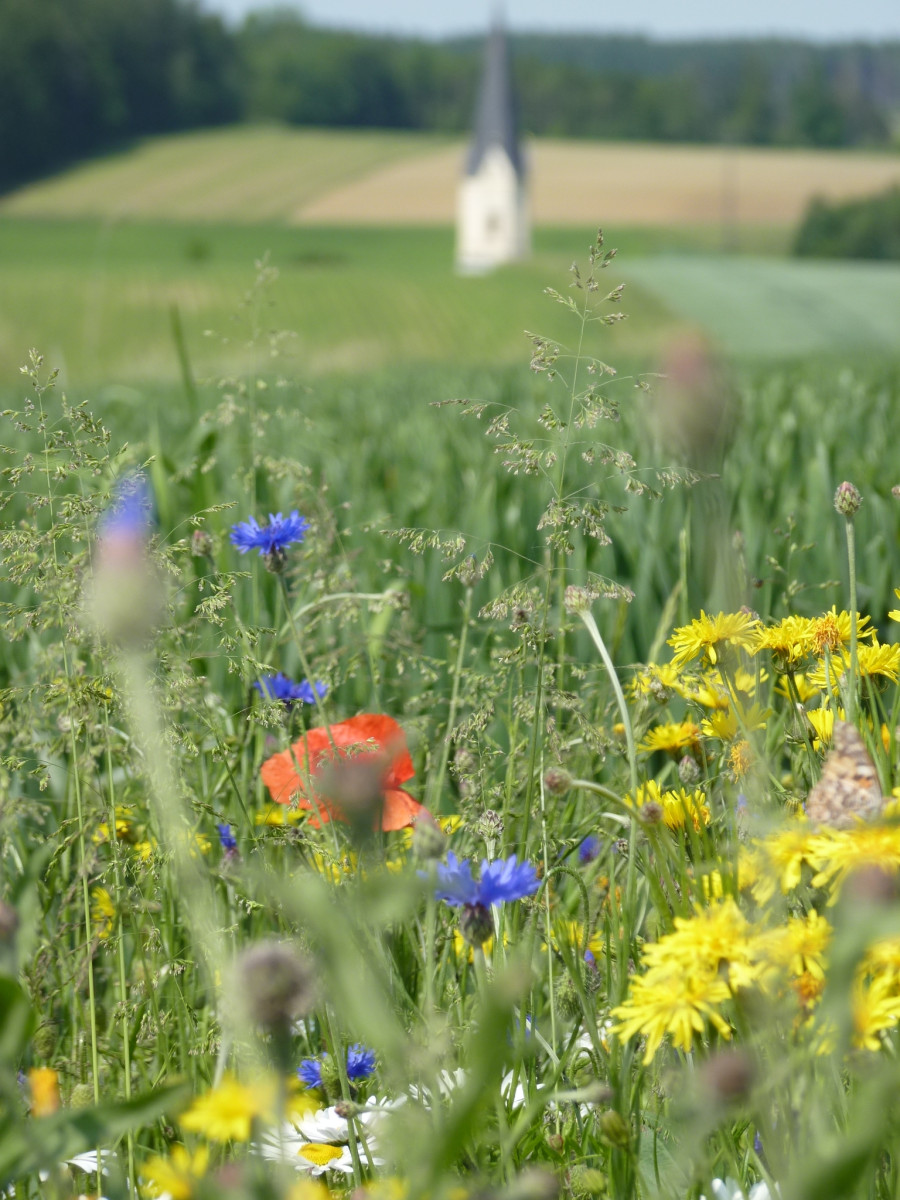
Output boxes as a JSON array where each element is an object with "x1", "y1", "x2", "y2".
[
  {"x1": 613, "y1": 838, "x2": 629, "y2": 855},
  {"x1": 677, "y1": 755, "x2": 701, "y2": 786},
  {"x1": 834, "y1": 481, "x2": 862, "y2": 517},
  {"x1": 231, "y1": 940, "x2": 316, "y2": 1032},
  {"x1": 564, "y1": 586, "x2": 591, "y2": 615},
  {"x1": 543, "y1": 766, "x2": 572, "y2": 796},
  {"x1": 697, "y1": 1048, "x2": 755, "y2": 1103},
  {"x1": 545, "y1": 1132, "x2": 564, "y2": 1154},
  {"x1": 316, "y1": 757, "x2": 386, "y2": 843},
  {"x1": 639, "y1": 801, "x2": 664, "y2": 826},
  {"x1": 597, "y1": 1109, "x2": 631, "y2": 1148},
  {"x1": 333, "y1": 1099, "x2": 360, "y2": 1119},
  {"x1": 648, "y1": 677, "x2": 670, "y2": 704},
  {"x1": 411, "y1": 813, "x2": 447, "y2": 862}
]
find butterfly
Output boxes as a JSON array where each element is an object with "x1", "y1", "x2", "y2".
[{"x1": 805, "y1": 720, "x2": 890, "y2": 829}]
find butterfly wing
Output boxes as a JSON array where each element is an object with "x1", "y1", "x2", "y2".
[{"x1": 805, "y1": 720, "x2": 885, "y2": 828}]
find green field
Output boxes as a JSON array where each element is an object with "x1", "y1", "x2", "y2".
[{"x1": 1, "y1": 216, "x2": 899, "y2": 392}]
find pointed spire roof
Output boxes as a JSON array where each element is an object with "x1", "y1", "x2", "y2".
[{"x1": 465, "y1": 19, "x2": 523, "y2": 177}]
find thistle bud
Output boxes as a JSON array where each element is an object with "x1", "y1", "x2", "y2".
[
  {"x1": 677, "y1": 755, "x2": 701, "y2": 786},
  {"x1": 231, "y1": 940, "x2": 316, "y2": 1032},
  {"x1": 543, "y1": 767, "x2": 572, "y2": 796},
  {"x1": 639, "y1": 801, "x2": 664, "y2": 826},
  {"x1": 834, "y1": 481, "x2": 862, "y2": 517}
]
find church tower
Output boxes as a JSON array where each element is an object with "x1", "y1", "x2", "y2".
[{"x1": 455, "y1": 20, "x2": 529, "y2": 274}]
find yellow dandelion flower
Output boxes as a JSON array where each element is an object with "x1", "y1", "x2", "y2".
[
  {"x1": 852, "y1": 943, "x2": 900, "y2": 1049},
  {"x1": 736, "y1": 848, "x2": 762, "y2": 892},
  {"x1": 754, "y1": 615, "x2": 818, "y2": 667},
  {"x1": 310, "y1": 851, "x2": 359, "y2": 885},
  {"x1": 806, "y1": 826, "x2": 900, "y2": 897},
  {"x1": 612, "y1": 964, "x2": 733, "y2": 1062},
  {"x1": 755, "y1": 911, "x2": 831, "y2": 982},
  {"x1": 806, "y1": 706, "x2": 842, "y2": 748},
  {"x1": 548, "y1": 919, "x2": 604, "y2": 959},
  {"x1": 701, "y1": 700, "x2": 770, "y2": 741},
  {"x1": 668, "y1": 610, "x2": 760, "y2": 669},
  {"x1": 659, "y1": 787, "x2": 710, "y2": 831},
  {"x1": 92, "y1": 806, "x2": 135, "y2": 846},
  {"x1": 683, "y1": 674, "x2": 730, "y2": 709},
  {"x1": 753, "y1": 825, "x2": 818, "y2": 901},
  {"x1": 28, "y1": 1067, "x2": 60, "y2": 1116},
  {"x1": 810, "y1": 608, "x2": 873, "y2": 656},
  {"x1": 773, "y1": 671, "x2": 819, "y2": 705},
  {"x1": 141, "y1": 1145, "x2": 210, "y2": 1200},
  {"x1": 179, "y1": 1074, "x2": 275, "y2": 1142},
  {"x1": 728, "y1": 739, "x2": 752, "y2": 780},
  {"x1": 640, "y1": 899, "x2": 754, "y2": 980},
  {"x1": 699, "y1": 870, "x2": 725, "y2": 901},
  {"x1": 90, "y1": 887, "x2": 116, "y2": 940},
  {"x1": 731, "y1": 665, "x2": 767, "y2": 693},
  {"x1": 630, "y1": 662, "x2": 682, "y2": 699},
  {"x1": 256, "y1": 805, "x2": 305, "y2": 826},
  {"x1": 808, "y1": 641, "x2": 900, "y2": 693},
  {"x1": 638, "y1": 722, "x2": 700, "y2": 756}
]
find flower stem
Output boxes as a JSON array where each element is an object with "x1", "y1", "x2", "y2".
[{"x1": 845, "y1": 515, "x2": 859, "y2": 725}]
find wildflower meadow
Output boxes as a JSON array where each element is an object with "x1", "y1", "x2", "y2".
[{"x1": 4, "y1": 228, "x2": 900, "y2": 1200}]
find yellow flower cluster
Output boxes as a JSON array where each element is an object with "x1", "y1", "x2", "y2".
[{"x1": 625, "y1": 779, "x2": 710, "y2": 832}]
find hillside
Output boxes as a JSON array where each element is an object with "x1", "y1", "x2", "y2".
[{"x1": 3, "y1": 126, "x2": 900, "y2": 228}]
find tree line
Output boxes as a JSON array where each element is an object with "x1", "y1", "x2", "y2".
[{"x1": 2, "y1": 0, "x2": 898, "y2": 194}]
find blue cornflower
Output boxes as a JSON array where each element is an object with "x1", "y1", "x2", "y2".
[
  {"x1": 217, "y1": 824, "x2": 237, "y2": 852},
  {"x1": 578, "y1": 835, "x2": 601, "y2": 864},
  {"x1": 230, "y1": 511, "x2": 309, "y2": 558},
  {"x1": 297, "y1": 1058, "x2": 323, "y2": 1089},
  {"x1": 254, "y1": 673, "x2": 327, "y2": 707},
  {"x1": 346, "y1": 1043, "x2": 377, "y2": 1080},
  {"x1": 433, "y1": 852, "x2": 539, "y2": 908},
  {"x1": 297, "y1": 1044, "x2": 376, "y2": 1091},
  {"x1": 432, "y1": 853, "x2": 538, "y2": 948},
  {"x1": 98, "y1": 474, "x2": 154, "y2": 540}
]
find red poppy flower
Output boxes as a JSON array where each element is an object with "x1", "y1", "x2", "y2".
[{"x1": 260, "y1": 713, "x2": 427, "y2": 832}]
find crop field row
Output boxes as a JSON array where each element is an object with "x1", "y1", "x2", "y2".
[{"x1": 3, "y1": 126, "x2": 899, "y2": 228}]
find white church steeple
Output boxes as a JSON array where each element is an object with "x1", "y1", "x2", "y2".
[{"x1": 455, "y1": 19, "x2": 529, "y2": 273}]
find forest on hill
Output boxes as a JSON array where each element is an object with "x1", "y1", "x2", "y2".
[{"x1": 2, "y1": 0, "x2": 898, "y2": 194}]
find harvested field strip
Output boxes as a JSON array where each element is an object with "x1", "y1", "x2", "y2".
[{"x1": 3, "y1": 127, "x2": 899, "y2": 228}]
